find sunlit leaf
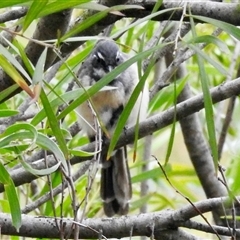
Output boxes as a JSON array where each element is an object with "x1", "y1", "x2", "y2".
[
  {"x1": 190, "y1": 14, "x2": 218, "y2": 170},
  {"x1": 60, "y1": 5, "x2": 144, "y2": 42},
  {"x1": 38, "y1": 0, "x2": 91, "y2": 17},
  {"x1": 40, "y1": 89, "x2": 69, "y2": 160},
  {"x1": 69, "y1": 148, "x2": 97, "y2": 157},
  {"x1": 0, "y1": 0, "x2": 30, "y2": 8},
  {"x1": 111, "y1": 8, "x2": 180, "y2": 39},
  {"x1": 0, "y1": 55, "x2": 34, "y2": 98},
  {"x1": 191, "y1": 15, "x2": 240, "y2": 41},
  {"x1": 23, "y1": 0, "x2": 48, "y2": 32},
  {"x1": 0, "y1": 123, "x2": 67, "y2": 174},
  {"x1": 0, "y1": 43, "x2": 32, "y2": 82},
  {"x1": 187, "y1": 35, "x2": 229, "y2": 54},
  {"x1": 0, "y1": 109, "x2": 19, "y2": 117}
]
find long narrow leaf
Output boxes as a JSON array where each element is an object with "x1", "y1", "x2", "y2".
[
  {"x1": 107, "y1": 43, "x2": 168, "y2": 158},
  {"x1": 0, "y1": 161, "x2": 21, "y2": 231},
  {"x1": 31, "y1": 88, "x2": 84, "y2": 126},
  {"x1": 38, "y1": 0, "x2": 91, "y2": 18},
  {"x1": 60, "y1": 4, "x2": 143, "y2": 42},
  {"x1": 40, "y1": 89, "x2": 69, "y2": 160},
  {"x1": 0, "y1": 43, "x2": 32, "y2": 82},
  {"x1": 164, "y1": 80, "x2": 177, "y2": 165},
  {"x1": 60, "y1": 10, "x2": 109, "y2": 42},
  {"x1": 111, "y1": 8, "x2": 180, "y2": 39},
  {"x1": 191, "y1": 15, "x2": 240, "y2": 41},
  {"x1": 190, "y1": 15, "x2": 218, "y2": 170},
  {"x1": 32, "y1": 47, "x2": 47, "y2": 85},
  {"x1": 0, "y1": 125, "x2": 67, "y2": 174},
  {"x1": 23, "y1": 0, "x2": 48, "y2": 32},
  {"x1": 0, "y1": 109, "x2": 19, "y2": 117},
  {"x1": 0, "y1": 55, "x2": 34, "y2": 97},
  {"x1": 0, "y1": 0, "x2": 30, "y2": 8}
]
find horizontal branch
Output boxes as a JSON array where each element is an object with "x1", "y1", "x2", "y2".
[
  {"x1": 128, "y1": 1, "x2": 240, "y2": 25},
  {"x1": 1, "y1": 76, "x2": 239, "y2": 193},
  {"x1": 61, "y1": 1, "x2": 240, "y2": 58},
  {"x1": 0, "y1": 1, "x2": 239, "y2": 102},
  {"x1": 1, "y1": 196, "x2": 239, "y2": 238},
  {"x1": 0, "y1": 7, "x2": 27, "y2": 23},
  {"x1": 72, "y1": 76, "x2": 240, "y2": 164}
]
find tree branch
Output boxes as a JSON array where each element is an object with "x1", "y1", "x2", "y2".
[
  {"x1": 60, "y1": 1, "x2": 240, "y2": 58},
  {"x1": 0, "y1": 9, "x2": 72, "y2": 102},
  {"x1": 0, "y1": 7, "x2": 27, "y2": 23},
  {"x1": 1, "y1": 76, "x2": 240, "y2": 193},
  {"x1": 0, "y1": 1, "x2": 239, "y2": 102},
  {"x1": 1, "y1": 196, "x2": 239, "y2": 238}
]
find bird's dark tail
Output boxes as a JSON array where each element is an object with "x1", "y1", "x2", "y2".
[{"x1": 100, "y1": 147, "x2": 132, "y2": 217}]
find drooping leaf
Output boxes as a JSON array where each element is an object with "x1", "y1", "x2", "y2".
[
  {"x1": 0, "y1": 55, "x2": 34, "y2": 98},
  {"x1": 0, "y1": 43, "x2": 32, "y2": 82}
]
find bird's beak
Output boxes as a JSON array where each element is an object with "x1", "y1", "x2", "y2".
[{"x1": 108, "y1": 65, "x2": 113, "y2": 72}]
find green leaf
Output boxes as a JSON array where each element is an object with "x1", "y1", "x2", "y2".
[
  {"x1": 60, "y1": 4, "x2": 144, "y2": 42},
  {"x1": 15, "y1": 147, "x2": 61, "y2": 176},
  {"x1": 226, "y1": 156, "x2": 240, "y2": 195},
  {"x1": 0, "y1": 123, "x2": 67, "y2": 174},
  {"x1": 40, "y1": 89, "x2": 69, "y2": 160},
  {"x1": 0, "y1": 0, "x2": 30, "y2": 8},
  {"x1": 0, "y1": 43, "x2": 32, "y2": 82},
  {"x1": 31, "y1": 88, "x2": 83, "y2": 126},
  {"x1": 191, "y1": 15, "x2": 240, "y2": 41},
  {"x1": 132, "y1": 167, "x2": 165, "y2": 183},
  {"x1": 0, "y1": 55, "x2": 33, "y2": 97},
  {"x1": 0, "y1": 161, "x2": 21, "y2": 231},
  {"x1": 60, "y1": 10, "x2": 109, "y2": 42},
  {"x1": 13, "y1": 39, "x2": 34, "y2": 76},
  {"x1": 187, "y1": 43, "x2": 227, "y2": 76},
  {"x1": 149, "y1": 76, "x2": 188, "y2": 113},
  {"x1": 107, "y1": 43, "x2": 168, "y2": 158},
  {"x1": 0, "y1": 84, "x2": 19, "y2": 103},
  {"x1": 2, "y1": 123, "x2": 38, "y2": 142},
  {"x1": 190, "y1": 15, "x2": 218, "y2": 170},
  {"x1": 38, "y1": 0, "x2": 90, "y2": 18},
  {"x1": 23, "y1": 0, "x2": 48, "y2": 32},
  {"x1": 111, "y1": 8, "x2": 179, "y2": 39},
  {"x1": 69, "y1": 148, "x2": 96, "y2": 157},
  {"x1": 0, "y1": 109, "x2": 19, "y2": 117},
  {"x1": 188, "y1": 35, "x2": 229, "y2": 54},
  {"x1": 164, "y1": 80, "x2": 177, "y2": 165},
  {"x1": 32, "y1": 47, "x2": 47, "y2": 85}
]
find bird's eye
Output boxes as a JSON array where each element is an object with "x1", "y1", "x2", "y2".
[{"x1": 116, "y1": 51, "x2": 121, "y2": 64}]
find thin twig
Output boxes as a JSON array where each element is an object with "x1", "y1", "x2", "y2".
[{"x1": 152, "y1": 155, "x2": 222, "y2": 240}]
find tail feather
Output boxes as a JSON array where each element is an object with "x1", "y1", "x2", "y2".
[{"x1": 100, "y1": 147, "x2": 132, "y2": 216}]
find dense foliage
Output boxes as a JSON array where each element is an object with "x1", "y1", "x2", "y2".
[{"x1": 0, "y1": 0, "x2": 240, "y2": 239}]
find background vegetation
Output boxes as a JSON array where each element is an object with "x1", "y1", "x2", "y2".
[{"x1": 0, "y1": 0, "x2": 240, "y2": 239}]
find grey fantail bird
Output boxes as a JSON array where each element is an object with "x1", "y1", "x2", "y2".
[{"x1": 77, "y1": 39, "x2": 149, "y2": 216}]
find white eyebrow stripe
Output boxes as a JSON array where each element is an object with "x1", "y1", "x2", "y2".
[
  {"x1": 95, "y1": 51, "x2": 105, "y2": 60},
  {"x1": 116, "y1": 51, "x2": 121, "y2": 58}
]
